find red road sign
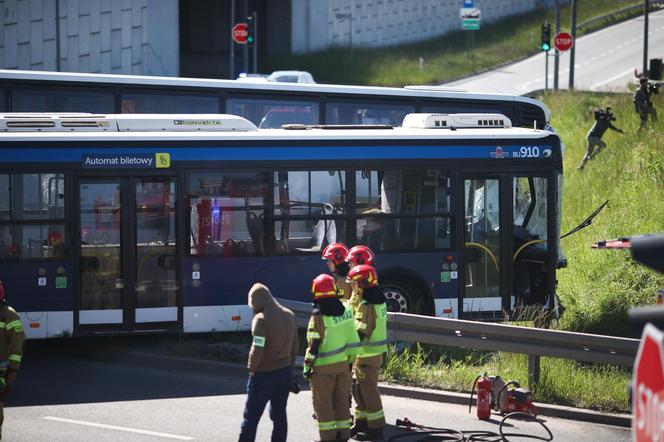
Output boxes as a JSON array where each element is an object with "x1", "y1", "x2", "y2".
[
  {"x1": 232, "y1": 23, "x2": 248, "y2": 44},
  {"x1": 634, "y1": 324, "x2": 664, "y2": 441},
  {"x1": 554, "y1": 32, "x2": 574, "y2": 52}
]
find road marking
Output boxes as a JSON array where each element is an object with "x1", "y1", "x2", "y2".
[
  {"x1": 42, "y1": 417, "x2": 195, "y2": 440},
  {"x1": 590, "y1": 67, "x2": 635, "y2": 91}
]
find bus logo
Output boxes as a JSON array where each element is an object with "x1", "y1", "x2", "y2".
[
  {"x1": 490, "y1": 146, "x2": 508, "y2": 158},
  {"x1": 155, "y1": 153, "x2": 171, "y2": 168}
]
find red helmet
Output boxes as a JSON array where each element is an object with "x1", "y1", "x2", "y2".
[
  {"x1": 347, "y1": 265, "x2": 379, "y2": 289},
  {"x1": 311, "y1": 274, "x2": 338, "y2": 300},
  {"x1": 346, "y1": 245, "x2": 375, "y2": 267},
  {"x1": 321, "y1": 243, "x2": 349, "y2": 266},
  {"x1": 0, "y1": 281, "x2": 4, "y2": 301}
]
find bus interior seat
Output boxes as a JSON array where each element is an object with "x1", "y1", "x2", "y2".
[{"x1": 296, "y1": 204, "x2": 337, "y2": 253}]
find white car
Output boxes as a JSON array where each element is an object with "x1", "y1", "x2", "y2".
[{"x1": 267, "y1": 70, "x2": 316, "y2": 84}]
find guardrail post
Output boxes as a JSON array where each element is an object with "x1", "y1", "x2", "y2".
[{"x1": 528, "y1": 355, "x2": 541, "y2": 386}]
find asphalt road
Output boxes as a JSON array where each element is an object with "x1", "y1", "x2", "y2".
[
  {"x1": 3, "y1": 338, "x2": 631, "y2": 441},
  {"x1": 447, "y1": 9, "x2": 664, "y2": 95}
]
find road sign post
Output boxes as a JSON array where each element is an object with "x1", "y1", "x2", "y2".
[
  {"x1": 460, "y1": 7, "x2": 481, "y2": 69},
  {"x1": 634, "y1": 324, "x2": 664, "y2": 441}
]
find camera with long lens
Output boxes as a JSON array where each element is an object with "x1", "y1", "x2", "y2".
[
  {"x1": 648, "y1": 82, "x2": 661, "y2": 95},
  {"x1": 594, "y1": 107, "x2": 615, "y2": 121},
  {"x1": 289, "y1": 373, "x2": 302, "y2": 394}
]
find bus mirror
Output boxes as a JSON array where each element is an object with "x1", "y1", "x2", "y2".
[{"x1": 80, "y1": 256, "x2": 100, "y2": 271}]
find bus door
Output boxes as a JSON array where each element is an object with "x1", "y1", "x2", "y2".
[
  {"x1": 462, "y1": 177, "x2": 505, "y2": 318},
  {"x1": 77, "y1": 177, "x2": 179, "y2": 331}
]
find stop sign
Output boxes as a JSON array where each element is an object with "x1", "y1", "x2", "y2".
[
  {"x1": 554, "y1": 32, "x2": 574, "y2": 52},
  {"x1": 634, "y1": 324, "x2": 664, "y2": 441},
  {"x1": 232, "y1": 23, "x2": 248, "y2": 44}
]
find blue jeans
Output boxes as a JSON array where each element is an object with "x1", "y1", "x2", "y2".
[{"x1": 238, "y1": 366, "x2": 292, "y2": 442}]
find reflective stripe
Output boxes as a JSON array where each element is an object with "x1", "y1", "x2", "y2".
[
  {"x1": 318, "y1": 421, "x2": 336, "y2": 431},
  {"x1": 335, "y1": 419, "x2": 351, "y2": 429},
  {"x1": 252, "y1": 336, "x2": 266, "y2": 347},
  {"x1": 8, "y1": 354, "x2": 21, "y2": 363},
  {"x1": 6, "y1": 320, "x2": 23, "y2": 332},
  {"x1": 0, "y1": 378, "x2": 4, "y2": 387},
  {"x1": 354, "y1": 409, "x2": 367, "y2": 419},
  {"x1": 366, "y1": 409, "x2": 385, "y2": 422},
  {"x1": 306, "y1": 332, "x2": 320, "y2": 339},
  {"x1": 357, "y1": 322, "x2": 368, "y2": 330},
  {"x1": 363, "y1": 339, "x2": 388, "y2": 347},
  {"x1": 317, "y1": 344, "x2": 347, "y2": 358},
  {"x1": 346, "y1": 342, "x2": 363, "y2": 349},
  {"x1": 0, "y1": 322, "x2": 5, "y2": 328}
]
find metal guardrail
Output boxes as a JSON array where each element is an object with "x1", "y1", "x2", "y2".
[
  {"x1": 578, "y1": 1, "x2": 664, "y2": 31},
  {"x1": 278, "y1": 298, "x2": 640, "y2": 384}
]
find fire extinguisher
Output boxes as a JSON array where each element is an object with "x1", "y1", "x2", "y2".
[{"x1": 469, "y1": 374, "x2": 492, "y2": 419}]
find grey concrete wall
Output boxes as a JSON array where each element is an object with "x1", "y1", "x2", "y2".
[
  {"x1": 0, "y1": 0, "x2": 178, "y2": 76},
  {"x1": 292, "y1": 0, "x2": 566, "y2": 54}
]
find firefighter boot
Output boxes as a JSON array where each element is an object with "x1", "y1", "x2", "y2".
[
  {"x1": 353, "y1": 428, "x2": 384, "y2": 441},
  {"x1": 349, "y1": 419, "x2": 367, "y2": 438}
]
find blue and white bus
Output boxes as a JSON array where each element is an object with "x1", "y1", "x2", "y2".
[
  {"x1": 0, "y1": 69, "x2": 550, "y2": 130},
  {"x1": 0, "y1": 112, "x2": 562, "y2": 338}
]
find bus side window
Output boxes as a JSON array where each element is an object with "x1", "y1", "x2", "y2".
[
  {"x1": 13, "y1": 87, "x2": 114, "y2": 113},
  {"x1": 273, "y1": 170, "x2": 346, "y2": 254},
  {"x1": 356, "y1": 169, "x2": 452, "y2": 251},
  {"x1": 186, "y1": 170, "x2": 268, "y2": 257},
  {"x1": 0, "y1": 173, "x2": 67, "y2": 261},
  {"x1": 226, "y1": 98, "x2": 319, "y2": 128}
]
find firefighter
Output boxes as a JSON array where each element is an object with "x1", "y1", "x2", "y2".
[
  {"x1": 322, "y1": 243, "x2": 352, "y2": 301},
  {"x1": 239, "y1": 283, "x2": 298, "y2": 442},
  {"x1": 345, "y1": 246, "x2": 375, "y2": 310},
  {"x1": 304, "y1": 274, "x2": 360, "y2": 442},
  {"x1": 347, "y1": 265, "x2": 388, "y2": 441},
  {"x1": 0, "y1": 281, "x2": 25, "y2": 440}
]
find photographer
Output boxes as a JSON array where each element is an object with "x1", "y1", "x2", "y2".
[
  {"x1": 633, "y1": 77, "x2": 659, "y2": 129},
  {"x1": 578, "y1": 107, "x2": 624, "y2": 171}
]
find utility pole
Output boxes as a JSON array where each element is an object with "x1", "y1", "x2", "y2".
[
  {"x1": 229, "y1": 0, "x2": 235, "y2": 79},
  {"x1": 252, "y1": 11, "x2": 258, "y2": 74},
  {"x1": 243, "y1": 0, "x2": 248, "y2": 75},
  {"x1": 568, "y1": 0, "x2": 578, "y2": 90},
  {"x1": 553, "y1": 0, "x2": 560, "y2": 90},
  {"x1": 643, "y1": 0, "x2": 649, "y2": 77}
]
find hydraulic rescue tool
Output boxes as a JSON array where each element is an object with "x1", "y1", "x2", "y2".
[{"x1": 469, "y1": 374, "x2": 537, "y2": 419}]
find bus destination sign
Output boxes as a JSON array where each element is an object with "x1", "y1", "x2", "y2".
[{"x1": 82, "y1": 153, "x2": 171, "y2": 169}]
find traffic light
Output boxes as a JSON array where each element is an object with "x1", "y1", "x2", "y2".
[
  {"x1": 540, "y1": 21, "x2": 551, "y2": 51},
  {"x1": 246, "y1": 15, "x2": 255, "y2": 45}
]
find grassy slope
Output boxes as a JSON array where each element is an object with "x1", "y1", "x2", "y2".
[
  {"x1": 382, "y1": 91, "x2": 664, "y2": 413},
  {"x1": 262, "y1": 0, "x2": 642, "y2": 86},
  {"x1": 542, "y1": 91, "x2": 664, "y2": 336}
]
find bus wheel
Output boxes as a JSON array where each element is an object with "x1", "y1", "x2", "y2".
[{"x1": 381, "y1": 280, "x2": 424, "y2": 314}]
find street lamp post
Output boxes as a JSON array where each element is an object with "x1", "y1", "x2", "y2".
[{"x1": 643, "y1": 0, "x2": 650, "y2": 77}]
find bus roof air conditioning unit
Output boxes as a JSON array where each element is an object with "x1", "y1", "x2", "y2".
[
  {"x1": 0, "y1": 113, "x2": 258, "y2": 132},
  {"x1": 402, "y1": 113, "x2": 512, "y2": 129},
  {"x1": 114, "y1": 114, "x2": 257, "y2": 132},
  {"x1": 0, "y1": 113, "x2": 114, "y2": 131}
]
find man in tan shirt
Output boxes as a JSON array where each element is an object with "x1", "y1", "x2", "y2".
[{"x1": 238, "y1": 283, "x2": 298, "y2": 442}]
